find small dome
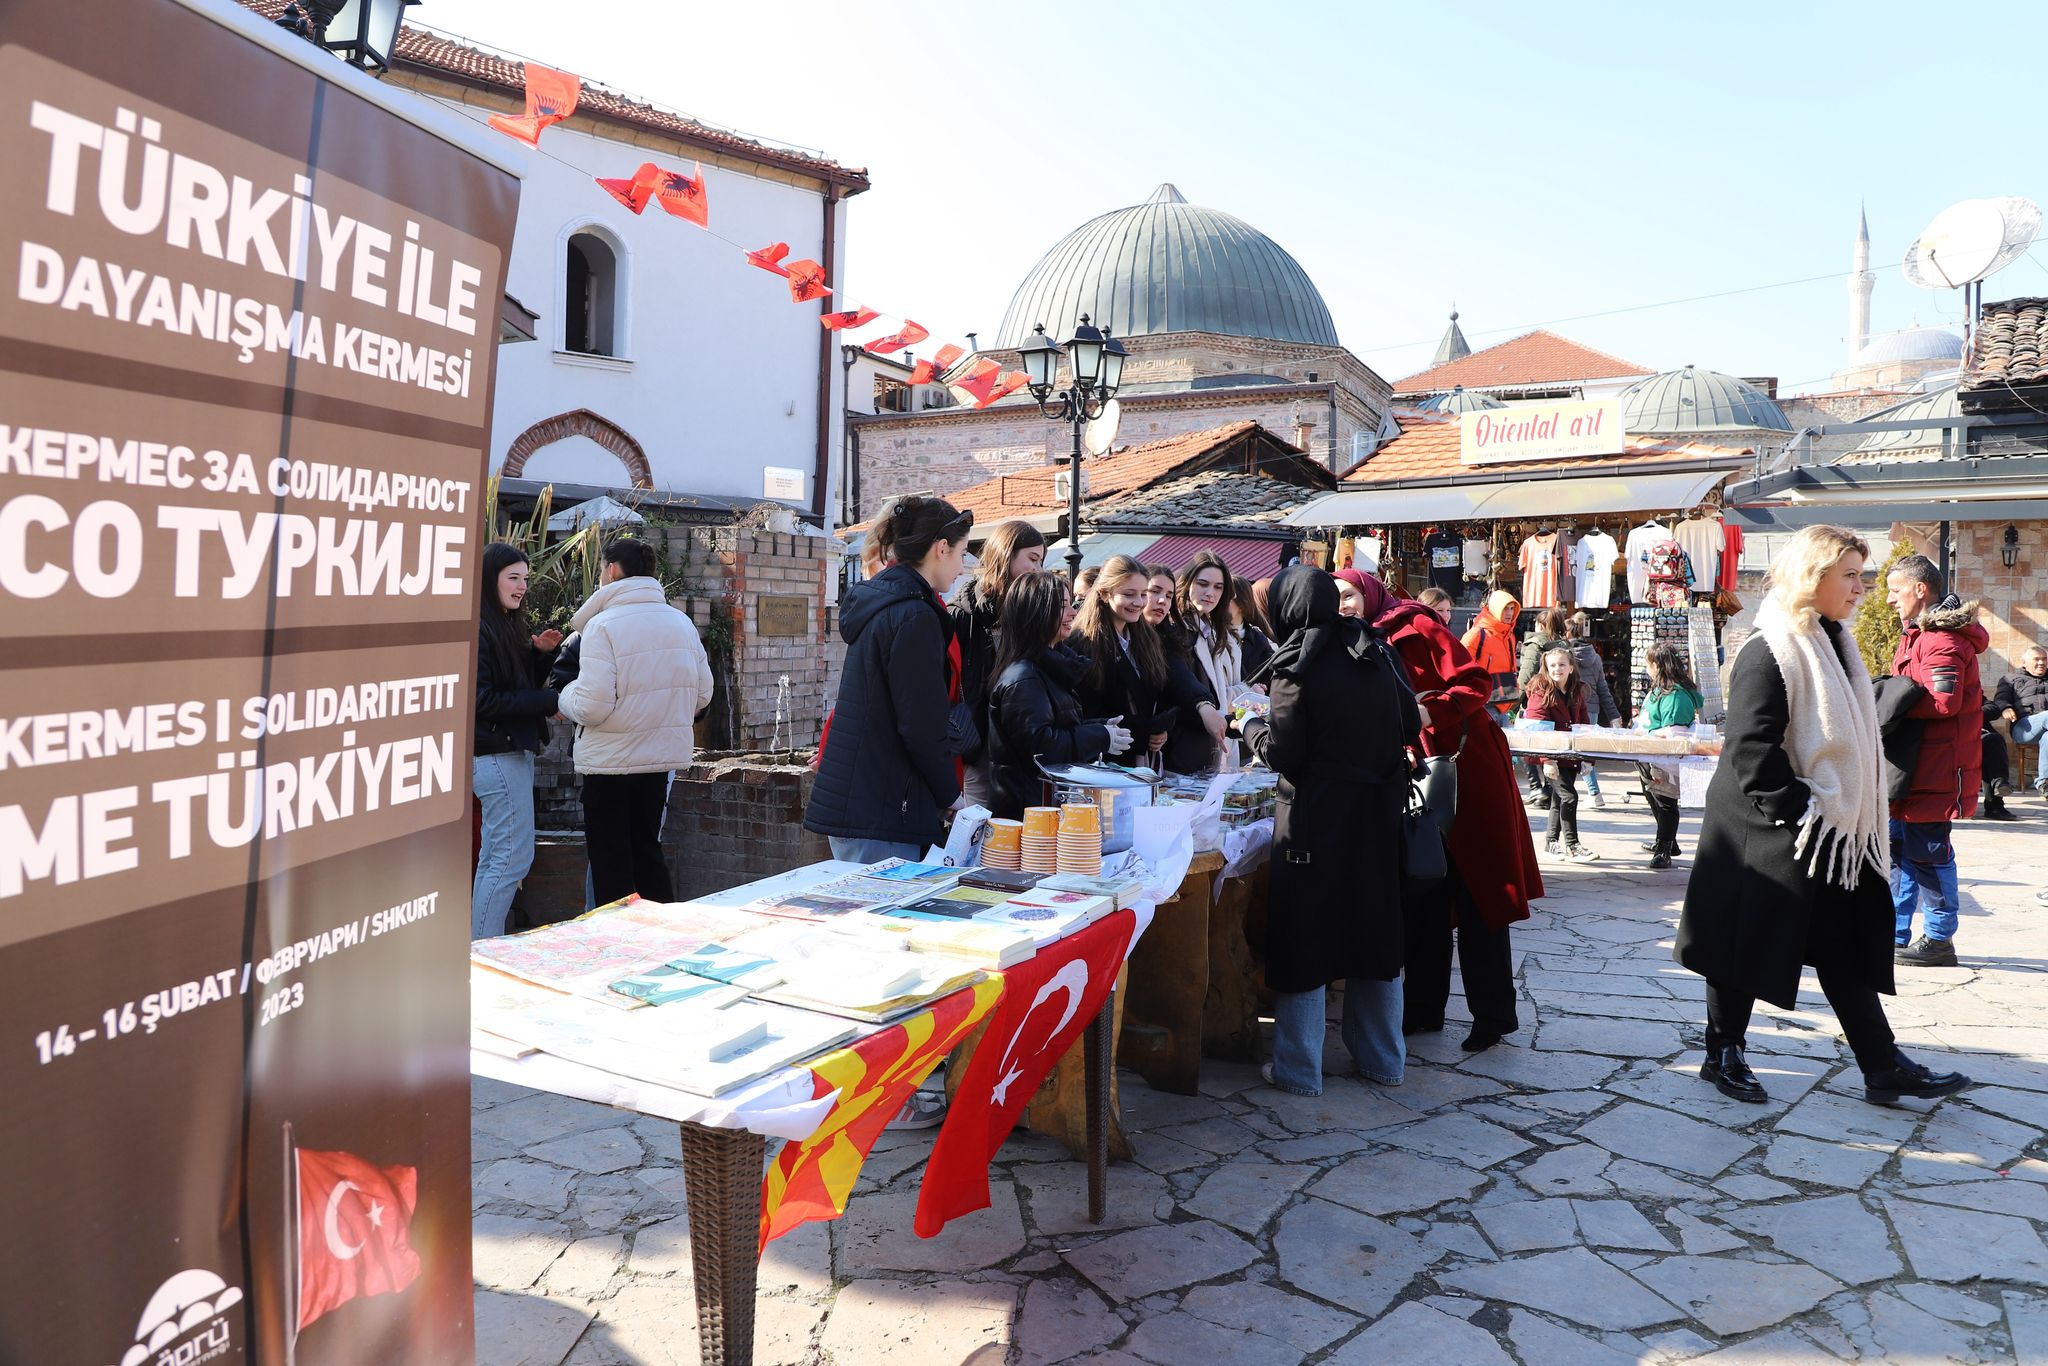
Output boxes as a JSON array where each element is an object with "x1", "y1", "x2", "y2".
[
  {"x1": 1851, "y1": 383, "x2": 1960, "y2": 455},
  {"x1": 1851, "y1": 326, "x2": 1964, "y2": 368},
  {"x1": 995, "y1": 184, "x2": 1338, "y2": 349},
  {"x1": 1621, "y1": 365, "x2": 1790, "y2": 435},
  {"x1": 1414, "y1": 385, "x2": 1504, "y2": 415}
]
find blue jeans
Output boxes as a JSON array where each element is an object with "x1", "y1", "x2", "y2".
[
  {"x1": 472, "y1": 752, "x2": 537, "y2": 938},
  {"x1": 1890, "y1": 818, "x2": 1959, "y2": 945},
  {"x1": 1270, "y1": 978, "x2": 1405, "y2": 1094},
  {"x1": 1582, "y1": 763, "x2": 1602, "y2": 797},
  {"x1": 2016, "y1": 712, "x2": 2048, "y2": 786},
  {"x1": 827, "y1": 836, "x2": 924, "y2": 865}
]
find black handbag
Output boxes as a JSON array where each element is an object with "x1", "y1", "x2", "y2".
[{"x1": 1401, "y1": 774, "x2": 1448, "y2": 896}]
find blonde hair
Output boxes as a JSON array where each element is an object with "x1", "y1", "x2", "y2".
[{"x1": 1766, "y1": 524, "x2": 1870, "y2": 623}]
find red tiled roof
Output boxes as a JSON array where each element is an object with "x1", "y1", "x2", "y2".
[
  {"x1": 941, "y1": 420, "x2": 1273, "y2": 526},
  {"x1": 234, "y1": 1, "x2": 869, "y2": 190},
  {"x1": 1343, "y1": 410, "x2": 1751, "y2": 485},
  {"x1": 1393, "y1": 330, "x2": 1653, "y2": 396}
]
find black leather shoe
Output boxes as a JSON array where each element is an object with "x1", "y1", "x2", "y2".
[
  {"x1": 1649, "y1": 851, "x2": 1673, "y2": 870},
  {"x1": 1982, "y1": 798, "x2": 2018, "y2": 821},
  {"x1": 1699, "y1": 1045, "x2": 1767, "y2": 1103},
  {"x1": 1863, "y1": 1049, "x2": 1970, "y2": 1105},
  {"x1": 1895, "y1": 937, "x2": 1959, "y2": 967},
  {"x1": 1461, "y1": 1023, "x2": 1512, "y2": 1053}
]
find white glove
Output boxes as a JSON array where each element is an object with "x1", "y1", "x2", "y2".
[{"x1": 1102, "y1": 716, "x2": 1133, "y2": 756}]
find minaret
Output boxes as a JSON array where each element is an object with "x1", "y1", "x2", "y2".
[{"x1": 1848, "y1": 203, "x2": 1874, "y2": 361}]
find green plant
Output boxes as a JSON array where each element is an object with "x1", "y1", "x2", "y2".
[
  {"x1": 1853, "y1": 538, "x2": 1909, "y2": 679},
  {"x1": 480, "y1": 475, "x2": 690, "y2": 631}
]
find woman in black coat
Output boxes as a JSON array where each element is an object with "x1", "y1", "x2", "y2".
[
  {"x1": 1675, "y1": 524, "x2": 1967, "y2": 1107},
  {"x1": 950, "y1": 519, "x2": 1047, "y2": 806},
  {"x1": 1237, "y1": 566, "x2": 1420, "y2": 1097},
  {"x1": 805, "y1": 497, "x2": 972, "y2": 860},
  {"x1": 1071, "y1": 555, "x2": 1219, "y2": 772},
  {"x1": 985, "y1": 573, "x2": 1134, "y2": 818},
  {"x1": 472, "y1": 542, "x2": 562, "y2": 938}
]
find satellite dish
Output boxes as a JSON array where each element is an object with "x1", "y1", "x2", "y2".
[
  {"x1": 1083, "y1": 399, "x2": 1122, "y2": 457},
  {"x1": 1904, "y1": 196, "x2": 2042, "y2": 289}
]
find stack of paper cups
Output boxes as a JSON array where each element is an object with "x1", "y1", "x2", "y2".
[
  {"x1": 981, "y1": 818, "x2": 1023, "y2": 871},
  {"x1": 1022, "y1": 807, "x2": 1061, "y2": 873},
  {"x1": 1057, "y1": 802, "x2": 1103, "y2": 875}
]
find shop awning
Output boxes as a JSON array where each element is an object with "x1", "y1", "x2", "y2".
[
  {"x1": 1135, "y1": 533, "x2": 1286, "y2": 584},
  {"x1": 1285, "y1": 467, "x2": 1736, "y2": 528},
  {"x1": 1042, "y1": 533, "x2": 1163, "y2": 571}
]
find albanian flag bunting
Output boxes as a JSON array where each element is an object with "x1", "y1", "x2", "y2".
[
  {"x1": 909, "y1": 343, "x2": 965, "y2": 385},
  {"x1": 653, "y1": 163, "x2": 709, "y2": 228},
  {"x1": 915, "y1": 911, "x2": 1136, "y2": 1237},
  {"x1": 745, "y1": 242, "x2": 792, "y2": 276},
  {"x1": 953, "y1": 358, "x2": 1029, "y2": 409},
  {"x1": 295, "y1": 1147, "x2": 423, "y2": 1332},
  {"x1": 820, "y1": 306, "x2": 880, "y2": 331},
  {"x1": 783, "y1": 258, "x2": 831, "y2": 303},
  {"x1": 759, "y1": 977, "x2": 1002, "y2": 1251},
  {"x1": 487, "y1": 63, "x2": 582, "y2": 147},
  {"x1": 596, "y1": 161, "x2": 662, "y2": 214},
  {"x1": 864, "y1": 320, "x2": 930, "y2": 356}
]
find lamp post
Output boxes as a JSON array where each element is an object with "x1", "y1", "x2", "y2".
[
  {"x1": 1020, "y1": 315, "x2": 1128, "y2": 581},
  {"x1": 2003, "y1": 525, "x2": 2021, "y2": 570},
  {"x1": 276, "y1": 0, "x2": 419, "y2": 73}
]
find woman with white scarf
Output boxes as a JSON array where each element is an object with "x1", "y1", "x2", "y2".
[{"x1": 1675, "y1": 526, "x2": 1968, "y2": 1107}]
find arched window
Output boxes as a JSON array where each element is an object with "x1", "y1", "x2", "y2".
[{"x1": 564, "y1": 231, "x2": 619, "y2": 357}]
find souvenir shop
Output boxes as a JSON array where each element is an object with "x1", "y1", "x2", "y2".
[{"x1": 1299, "y1": 471, "x2": 1745, "y2": 723}]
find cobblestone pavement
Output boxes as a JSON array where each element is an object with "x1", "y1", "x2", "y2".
[{"x1": 473, "y1": 789, "x2": 2048, "y2": 1364}]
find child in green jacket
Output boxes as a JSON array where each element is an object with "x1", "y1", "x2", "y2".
[{"x1": 1637, "y1": 643, "x2": 1703, "y2": 867}]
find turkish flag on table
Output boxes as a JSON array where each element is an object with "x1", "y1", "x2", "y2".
[
  {"x1": 296, "y1": 1147, "x2": 423, "y2": 1332},
  {"x1": 913, "y1": 910, "x2": 1137, "y2": 1237},
  {"x1": 758, "y1": 977, "x2": 1002, "y2": 1252}
]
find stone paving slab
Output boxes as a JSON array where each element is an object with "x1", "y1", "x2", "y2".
[{"x1": 470, "y1": 807, "x2": 2048, "y2": 1363}]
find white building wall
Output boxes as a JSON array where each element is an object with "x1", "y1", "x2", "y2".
[{"x1": 430, "y1": 108, "x2": 847, "y2": 520}]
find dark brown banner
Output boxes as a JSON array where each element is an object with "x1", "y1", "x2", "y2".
[{"x1": 0, "y1": 3, "x2": 518, "y2": 1362}]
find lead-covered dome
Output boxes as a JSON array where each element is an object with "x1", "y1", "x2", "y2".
[
  {"x1": 994, "y1": 184, "x2": 1339, "y2": 349},
  {"x1": 1850, "y1": 326, "x2": 1963, "y2": 369},
  {"x1": 1621, "y1": 365, "x2": 1791, "y2": 435}
]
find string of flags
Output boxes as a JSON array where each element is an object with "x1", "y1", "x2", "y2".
[{"x1": 488, "y1": 62, "x2": 1030, "y2": 409}]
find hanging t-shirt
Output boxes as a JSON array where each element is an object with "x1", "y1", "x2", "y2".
[
  {"x1": 1575, "y1": 531, "x2": 1620, "y2": 609},
  {"x1": 1675, "y1": 517, "x2": 1722, "y2": 591},
  {"x1": 1423, "y1": 529, "x2": 1463, "y2": 596},
  {"x1": 1353, "y1": 535, "x2": 1383, "y2": 573},
  {"x1": 1519, "y1": 532, "x2": 1563, "y2": 609},
  {"x1": 1719, "y1": 522, "x2": 1744, "y2": 592},
  {"x1": 1623, "y1": 522, "x2": 1670, "y2": 605},
  {"x1": 1462, "y1": 538, "x2": 1489, "y2": 580}
]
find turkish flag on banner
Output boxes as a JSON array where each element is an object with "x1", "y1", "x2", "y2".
[
  {"x1": 909, "y1": 343, "x2": 964, "y2": 385},
  {"x1": 913, "y1": 911, "x2": 1136, "y2": 1237},
  {"x1": 820, "y1": 306, "x2": 880, "y2": 331},
  {"x1": 595, "y1": 162, "x2": 661, "y2": 214},
  {"x1": 296, "y1": 1147, "x2": 423, "y2": 1332},
  {"x1": 783, "y1": 259, "x2": 831, "y2": 303},
  {"x1": 745, "y1": 242, "x2": 792, "y2": 276},
  {"x1": 487, "y1": 62, "x2": 582, "y2": 146},
  {"x1": 654, "y1": 164, "x2": 709, "y2": 227},
  {"x1": 864, "y1": 320, "x2": 929, "y2": 356},
  {"x1": 758, "y1": 977, "x2": 1002, "y2": 1252}
]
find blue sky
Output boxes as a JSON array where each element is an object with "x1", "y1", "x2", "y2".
[{"x1": 417, "y1": 0, "x2": 2047, "y2": 393}]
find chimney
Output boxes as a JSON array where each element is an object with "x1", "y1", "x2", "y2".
[{"x1": 966, "y1": 331, "x2": 980, "y2": 353}]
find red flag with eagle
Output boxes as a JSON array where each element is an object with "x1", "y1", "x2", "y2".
[
  {"x1": 595, "y1": 162, "x2": 662, "y2": 215},
  {"x1": 745, "y1": 242, "x2": 792, "y2": 277},
  {"x1": 759, "y1": 977, "x2": 1002, "y2": 1251},
  {"x1": 820, "y1": 306, "x2": 880, "y2": 331},
  {"x1": 487, "y1": 63, "x2": 582, "y2": 146},
  {"x1": 952, "y1": 359, "x2": 1029, "y2": 409},
  {"x1": 654, "y1": 163, "x2": 710, "y2": 227},
  {"x1": 909, "y1": 343, "x2": 965, "y2": 385},
  {"x1": 913, "y1": 911, "x2": 1136, "y2": 1236},
  {"x1": 783, "y1": 258, "x2": 832, "y2": 303},
  {"x1": 863, "y1": 320, "x2": 930, "y2": 356},
  {"x1": 295, "y1": 1147, "x2": 422, "y2": 1331}
]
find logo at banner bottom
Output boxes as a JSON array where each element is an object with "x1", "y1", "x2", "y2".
[{"x1": 113, "y1": 1267, "x2": 244, "y2": 1366}]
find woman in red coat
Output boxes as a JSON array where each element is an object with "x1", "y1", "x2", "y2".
[{"x1": 1355, "y1": 574, "x2": 1543, "y2": 1052}]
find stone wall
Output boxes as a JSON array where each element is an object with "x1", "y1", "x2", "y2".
[
  {"x1": 1944, "y1": 518, "x2": 2048, "y2": 682},
  {"x1": 662, "y1": 753, "x2": 830, "y2": 902}
]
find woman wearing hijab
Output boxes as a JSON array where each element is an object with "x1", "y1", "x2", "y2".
[
  {"x1": 1235, "y1": 566, "x2": 1420, "y2": 1095},
  {"x1": 1461, "y1": 590, "x2": 1523, "y2": 719},
  {"x1": 1676, "y1": 525, "x2": 1968, "y2": 1107},
  {"x1": 1350, "y1": 571, "x2": 1541, "y2": 1052}
]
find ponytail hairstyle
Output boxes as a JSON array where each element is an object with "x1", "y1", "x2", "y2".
[
  {"x1": 993, "y1": 571, "x2": 1071, "y2": 678},
  {"x1": 971, "y1": 519, "x2": 1047, "y2": 606},
  {"x1": 478, "y1": 541, "x2": 534, "y2": 686},
  {"x1": 1074, "y1": 555, "x2": 1167, "y2": 690},
  {"x1": 882, "y1": 494, "x2": 972, "y2": 571}
]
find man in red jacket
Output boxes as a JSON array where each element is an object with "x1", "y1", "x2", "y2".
[{"x1": 1885, "y1": 554, "x2": 1987, "y2": 968}]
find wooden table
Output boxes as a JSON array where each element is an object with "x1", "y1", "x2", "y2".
[{"x1": 1116, "y1": 850, "x2": 1271, "y2": 1094}]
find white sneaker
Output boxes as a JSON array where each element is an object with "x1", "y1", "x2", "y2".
[
  {"x1": 885, "y1": 1088, "x2": 948, "y2": 1131},
  {"x1": 1591, "y1": 792, "x2": 1607, "y2": 809},
  {"x1": 1568, "y1": 845, "x2": 1601, "y2": 863}
]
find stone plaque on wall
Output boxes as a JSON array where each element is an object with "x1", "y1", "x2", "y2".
[{"x1": 758, "y1": 594, "x2": 811, "y2": 636}]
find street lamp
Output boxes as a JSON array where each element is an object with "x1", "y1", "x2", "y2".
[
  {"x1": 2003, "y1": 525, "x2": 2021, "y2": 570},
  {"x1": 276, "y1": 0, "x2": 420, "y2": 73},
  {"x1": 1024, "y1": 316, "x2": 1128, "y2": 580}
]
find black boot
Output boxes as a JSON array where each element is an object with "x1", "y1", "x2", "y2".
[
  {"x1": 1983, "y1": 787, "x2": 2017, "y2": 821},
  {"x1": 1699, "y1": 1044, "x2": 1767, "y2": 1103},
  {"x1": 1863, "y1": 1048, "x2": 1970, "y2": 1105}
]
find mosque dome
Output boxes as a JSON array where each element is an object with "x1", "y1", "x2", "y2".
[
  {"x1": 1413, "y1": 385, "x2": 1505, "y2": 415},
  {"x1": 1620, "y1": 365, "x2": 1791, "y2": 435},
  {"x1": 1849, "y1": 326, "x2": 1964, "y2": 369},
  {"x1": 994, "y1": 184, "x2": 1339, "y2": 349}
]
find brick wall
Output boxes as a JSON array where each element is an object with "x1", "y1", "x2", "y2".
[
  {"x1": 663, "y1": 753, "x2": 830, "y2": 902},
  {"x1": 1948, "y1": 518, "x2": 2048, "y2": 683}
]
